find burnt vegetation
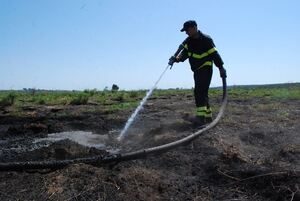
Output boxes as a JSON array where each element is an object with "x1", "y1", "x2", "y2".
[{"x1": 0, "y1": 83, "x2": 299, "y2": 200}]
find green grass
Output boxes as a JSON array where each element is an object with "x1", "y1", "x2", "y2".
[
  {"x1": 0, "y1": 92, "x2": 16, "y2": 106},
  {"x1": 227, "y1": 83, "x2": 300, "y2": 100},
  {"x1": 0, "y1": 83, "x2": 299, "y2": 113},
  {"x1": 0, "y1": 89, "x2": 144, "y2": 114},
  {"x1": 69, "y1": 94, "x2": 89, "y2": 105}
]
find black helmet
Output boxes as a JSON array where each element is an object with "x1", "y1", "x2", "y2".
[{"x1": 180, "y1": 20, "x2": 197, "y2": 32}]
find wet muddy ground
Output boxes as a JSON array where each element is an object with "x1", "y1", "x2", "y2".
[{"x1": 0, "y1": 92, "x2": 299, "y2": 200}]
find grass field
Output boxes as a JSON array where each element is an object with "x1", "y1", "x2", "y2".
[{"x1": 1, "y1": 83, "x2": 299, "y2": 109}]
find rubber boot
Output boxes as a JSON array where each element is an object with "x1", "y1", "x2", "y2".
[
  {"x1": 182, "y1": 114, "x2": 206, "y2": 126},
  {"x1": 205, "y1": 107, "x2": 213, "y2": 123},
  {"x1": 205, "y1": 117, "x2": 213, "y2": 123}
]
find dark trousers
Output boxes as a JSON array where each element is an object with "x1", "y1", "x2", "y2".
[{"x1": 193, "y1": 67, "x2": 213, "y2": 108}]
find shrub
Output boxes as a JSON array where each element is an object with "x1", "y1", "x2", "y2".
[
  {"x1": 84, "y1": 89, "x2": 97, "y2": 96},
  {"x1": 129, "y1": 91, "x2": 139, "y2": 98},
  {"x1": 0, "y1": 93, "x2": 16, "y2": 106},
  {"x1": 114, "y1": 93, "x2": 125, "y2": 102},
  {"x1": 69, "y1": 94, "x2": 89, "y2": 105},
  {"x1": 38, "y1": 99, "x2": 46, "y2": 105}
]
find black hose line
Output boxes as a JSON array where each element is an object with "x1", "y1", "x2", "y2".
[{"x1": 0, "y1": 77, "x2": 227, "y2": 171}]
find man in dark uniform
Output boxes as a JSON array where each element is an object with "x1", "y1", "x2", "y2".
[{"x1": 169, "y1": 20, "x2": 227, "y2": 126}]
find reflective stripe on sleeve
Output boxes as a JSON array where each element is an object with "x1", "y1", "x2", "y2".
[{"x1": 188, "y1": 47, "x2": 217, "y2": 59}]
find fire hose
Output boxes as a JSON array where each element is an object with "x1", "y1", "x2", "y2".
[{"x1": 0, "y1": 76, "x2": 227, "y2": 171}]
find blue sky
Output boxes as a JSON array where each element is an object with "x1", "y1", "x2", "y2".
[{"x1": 1, "y1": 0, "x2": 299, "y2": 90}]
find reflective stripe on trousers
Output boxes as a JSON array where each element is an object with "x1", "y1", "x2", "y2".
[{"x1": 196, "y1": 106, "x2": 212, "y2": 118}]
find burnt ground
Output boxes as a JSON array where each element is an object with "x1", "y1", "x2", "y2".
[{"x1": 0, "y1": 92, "x2": 299, "y2": 201}]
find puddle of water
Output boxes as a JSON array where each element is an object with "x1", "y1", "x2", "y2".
[
  {"x1": 0, "y1": 131, "x2": 122, "y2": 158},
  {"x1": 34, "y1": 131, "x2": 109, "y2": 149}
]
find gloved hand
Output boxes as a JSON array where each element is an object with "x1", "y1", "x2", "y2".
[
  {"x1": 168, "y1": 56, "x2": 177, "y2": 66},
  {"x1": 219, "y1": 66, "x2": 227, "y2": 78}
]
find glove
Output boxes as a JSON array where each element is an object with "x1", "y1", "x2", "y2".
[
  {"x1": 219, "y1": 66, "x2": 227, "y2": 78},
  {"x1": 168, "y1": 56, "x2": 177, "y2": 66}
]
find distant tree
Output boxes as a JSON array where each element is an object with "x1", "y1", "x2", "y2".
[
  {"x1": 111, "y1": 84, "x2": 119, "y2": 91},
  {"x1": 31, "y1": 88, "x2": 36, "y2": 96}
]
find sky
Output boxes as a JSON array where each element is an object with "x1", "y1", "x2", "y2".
[{"x1": 1, "y1": 0, "x2": 299, "y2": 90}]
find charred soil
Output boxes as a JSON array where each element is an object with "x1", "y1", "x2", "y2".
[{"x1": 0, "y1": 89, "x2": 299, "y2": 201}]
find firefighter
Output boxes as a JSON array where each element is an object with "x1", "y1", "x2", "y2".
[{"x1": 169, "y1": 20, "x2": 227, "y2": 126}]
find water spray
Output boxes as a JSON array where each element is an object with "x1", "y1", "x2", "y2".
[
  {"x1": 117, "y1": 45, "x2": 185, "y2": 141},
  {"x1": 117, "y1": 64, "x2": 171, "y2": 141}
]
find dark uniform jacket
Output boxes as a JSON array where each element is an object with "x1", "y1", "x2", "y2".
[{"x1": 179, "y1": 31, "x2": 224, "y2": 72}]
